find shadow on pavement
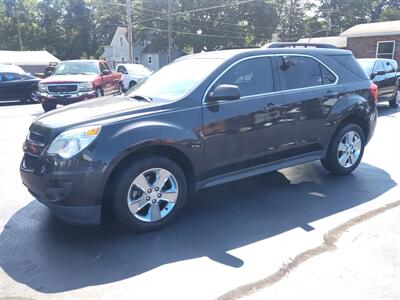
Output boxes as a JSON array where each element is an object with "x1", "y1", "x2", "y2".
[{"x1": 0, "y1": 161, "x2": 396, "y2": 293}]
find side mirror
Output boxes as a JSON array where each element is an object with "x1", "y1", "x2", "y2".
[
  {"x1": 102, "y1": 70, "x2": 111, "y2": 76},
  {"x1": 206, "y1": 84, "x2": 241, "y2": 102},
  {"x1": 371, "y1": 70, "x2": 385, "y2": 79}
]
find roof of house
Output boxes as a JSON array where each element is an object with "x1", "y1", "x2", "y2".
[
  {"x1": 297, "y1": 36, "x2": 347, "y2": 48},
  {"x1": 0, "y1": 50, "x2": 60, "y2": 65},
  {"x1": 340, "y1": 20, "x2": 400, "y2": 38}
]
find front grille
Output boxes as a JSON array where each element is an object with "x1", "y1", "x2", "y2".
[{"x1": 48, "y1": 84, "x2": 78, "y2": 93}]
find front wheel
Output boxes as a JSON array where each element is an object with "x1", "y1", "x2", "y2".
[
  {"x1": 321, "y1": 124, "x2": 365, "y2": 175},
  {"x1": 389, "y1": 88, "x2": 400, "y2": 108},
  {"x1": 95, "y1": 88, "x2": 103, "y2": 98},
  {"x1": 112, "y1": 156, "x2": 188, "y2": 232},
  {"x1": 42, "y1": 102, "x2": 56, "y2": 112}
]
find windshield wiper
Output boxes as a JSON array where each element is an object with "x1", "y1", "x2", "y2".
[{"x1": 129, "y1": 95, "x2": 152, "y2": 102}]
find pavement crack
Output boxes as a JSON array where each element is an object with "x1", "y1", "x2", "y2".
[{"x1": 216, "y1": 199, "x2": 400, "y2": 300}]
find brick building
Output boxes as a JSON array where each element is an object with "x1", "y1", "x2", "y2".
[{"x1": 299, "y1": 20, "x2": 400, "y2": 64}]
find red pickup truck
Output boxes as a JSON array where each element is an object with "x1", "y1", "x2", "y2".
[{"x1": 38, "y1": 60, "x2": 122, "y2": 112}]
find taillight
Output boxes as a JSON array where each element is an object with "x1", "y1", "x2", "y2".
[{"x1": 369, "y1": 83, "x2": 378, "y2": 102}]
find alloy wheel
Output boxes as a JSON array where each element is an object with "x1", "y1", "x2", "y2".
[
  {"x1": 30, "y1": 90, "x2": 39, "y2": 102},
  {"x1": 337, "y1": 130, "x2": 362, "y2": 168},
  {"x1": 127, "y1": 168, "x2": 179, "y2": 222},
  {"x1": 396, "y1": 90, "x2": 400, "y2": 106}
]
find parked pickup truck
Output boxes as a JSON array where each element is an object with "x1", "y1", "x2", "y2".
[
  {"x1": 38, "y1": 60, "x2": 122, "y2": 112},
  {"x1": 358, "y1": 58, "x2": 400, "y2": 108}
]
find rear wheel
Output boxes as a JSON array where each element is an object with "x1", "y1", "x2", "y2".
[
  {"x1": 128, "y1": 80, "x2": 137, "y2": 89},
  {"x1": 112, "y1": 156, "x2": 188, "y2": 232},
  {"x1": 42, "y1": 102, "x2": 56, "y2": 112},
  {"x1": 29, "y1": 89, "x2": 39, "y2": 103},
  {"x1": 321, "y1": 124, "x2": 365, "y2": 175},
  {"x1": 95, "y1": 88, "x2": 103, "y2": 98},
  {"x1": 389, "y1": 88, "x2": 400, "y2": 108}
]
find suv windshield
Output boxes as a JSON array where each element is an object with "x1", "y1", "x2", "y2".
[
  {"x1": 127, "y1": 58, "x2": 223, "y2": 100},
  {"x1": 54, "y1": 61, "x2": 98, "y2": 75}
]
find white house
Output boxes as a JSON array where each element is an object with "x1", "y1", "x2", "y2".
[
  {"x1": 102, "y1": 26, "x2": 185, "y2": 70},
  {"x1": 0, "y1": 50, "x2": 60, "y2": 73}
]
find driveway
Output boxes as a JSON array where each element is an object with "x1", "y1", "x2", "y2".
[{"x1": 0, "y1": 103, "x2": 399, "y2": 299}]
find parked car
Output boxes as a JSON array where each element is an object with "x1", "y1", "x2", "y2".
[
  {"x1": 37, "y1": 60, "x2": 122, "y2": 112},
  {"x1": 0, "y1": 63, "x2": 40, "y2": 103},
  {"x1": 358, "y1": 58, "x2": 400, "y2": 108},
  {"x1": 21, "y1": 44, "x2": 378, "y2": 232},
  {"x1": 116, "y1": 63, "x2": 152, "y2": 91}
]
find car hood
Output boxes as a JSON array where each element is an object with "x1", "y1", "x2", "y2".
[
  {"x1": 40, "y1": 74, "x2": 98, "y2": 84},
  {"x1": 33, "y1": 95, "x2": 170, "y2": 130}
]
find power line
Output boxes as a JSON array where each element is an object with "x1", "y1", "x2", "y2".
[
  {"x1": 173, "y1": 0, "x2": 257, "y2": 15},
  {"x1": 140, "y1": 26, "x2": 254, "y2": 40}
]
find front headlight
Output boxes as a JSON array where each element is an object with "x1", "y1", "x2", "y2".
[
  {"x1": 47, "y1": 125, "x2": 101, "y2": 159},
  {"x1": 78, "y1": 82, "x2": 94, "y2": 92},
  {"x1": 38, "y1": 83, "x2": 47, "y2": 92}
]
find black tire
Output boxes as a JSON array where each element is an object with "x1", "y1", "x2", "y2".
[
  {"x1": 128, "y1": 81, "x2": 137, "y2": 89},
  {"x1": 389, "y1": 88, "x2": 400, "y2": 108},
  {"x1": 321, "y1": 123, "x2": 365, "y2": 175},
  {"x1": 112, "y1": 156, "x2": 188, "y2": 232},
  {"x1": 28, "y1": 89, "x2": 39, "y2": 103},
  {"x1": 42, "y1": 102, "x2": 56, "y2": 112},
  {"x1": 95, "y1": 88, "x2": 103, "y2": 98}
]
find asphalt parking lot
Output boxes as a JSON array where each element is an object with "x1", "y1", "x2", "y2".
[{"x1": 0, "y1": 102, "x2": 399, "y2": 299}]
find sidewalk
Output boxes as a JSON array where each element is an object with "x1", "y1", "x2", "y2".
[{"x1": 238, "y1": 203, "x2": 400, "y2": 300}]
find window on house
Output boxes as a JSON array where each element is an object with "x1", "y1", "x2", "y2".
[
  {"x1": 376, "y1": 41, "x2": 395, "y2": 59},
  {"x1": 135, "y1": 56, "x2": 139, "y2": 63},
  {"x1": 148, "y1": 55, "x2": 152, "y2": 64},
  {"x1": 120, "y1": 37, "x2": 123, "y2": 47}
]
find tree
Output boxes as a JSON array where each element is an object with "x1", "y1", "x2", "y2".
[
  {"x1": 380, "y1": 7, "x2": 400, "y2": 20},
  {"x1": 278, "y1": 0, "x2": 307, "y2": 41}
]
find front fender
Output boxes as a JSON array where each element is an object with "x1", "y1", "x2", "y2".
[{"x1": 94, "y1": 116, "x2": 203, "y2": 195}]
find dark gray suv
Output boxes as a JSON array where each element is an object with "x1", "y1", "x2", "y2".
[{"x1": 21, "y1": 44, "x2": 378, "y2": 232}]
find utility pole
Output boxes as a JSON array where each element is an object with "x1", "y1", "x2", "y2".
[
  {"x1": 321, "y1": 9, "x2": 337, "y2": 37},
  {"x1": 13, "y1": 6, "x2": 23, "y2": 51},
  {"x1": 168, "y1": 0, "x2": 173, "y2": 63},
  {"x1": 126, "y1": 0, "x2": 133, "y2": 63}
]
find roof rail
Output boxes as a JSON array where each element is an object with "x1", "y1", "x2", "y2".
[
  {"x1": 216, "y1": 46, "x2": 260, "y2": 51},
  {"x1": 264, "y1": 42, "x2": 338, "y2": 49}
]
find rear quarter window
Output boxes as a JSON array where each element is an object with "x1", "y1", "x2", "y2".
[{"x1": 329, "y1": 54, "x2": 369, "y2": 80}]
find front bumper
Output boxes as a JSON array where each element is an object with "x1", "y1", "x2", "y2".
[
  {"x1": 20, "y1": 155, "x2": 102, "y2": 225},
  {"x1": 38, "y1": 91, "x2": 96, "y2": 105}
]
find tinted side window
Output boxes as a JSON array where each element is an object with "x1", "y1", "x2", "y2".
[
  {"x1": 117, "y1": 66, "x2": 126, "y2": 73},
  {"x1": 99, "y1": 63, "x2": 106, "y2": 73},
  {"x1": 277, "y1": 56, "x2": 323, "y2": 90},
  {"x1": 103, "y1": 62, "x2": 111, "y2": 72},
  {"x1": 321, "y1": 64, "x2": 336, "y2": 84},
  {"x1": 213, "y1": 57, "x2": 274, "y2": 97},
  {"x1": 384, "y1": 61, "x2": 395, "y2": 73},
  {"x1": 3, "y1": 73, "x2": 21, "y2": 81}
]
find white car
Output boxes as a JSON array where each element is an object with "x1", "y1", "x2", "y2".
[{"x1": 116, "y1": 64, "x2": 152, "y2": 91}]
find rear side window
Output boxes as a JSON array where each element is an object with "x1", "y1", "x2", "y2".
[
  {"x1": 329, "y1": 54, "x2": 369, "y2": 79},
  {"x1": 384, "y1": 61, "x2": 395, "y2": 73},
  {"x1": 213, "y1": 57, "x2": 274, "y2": 97},
  {"x1": 277, "y1": 56, "x2": 334, "y2": 90},
  {"x1": 2, "y1": 73, "x2": 21, "y2": 81}
]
